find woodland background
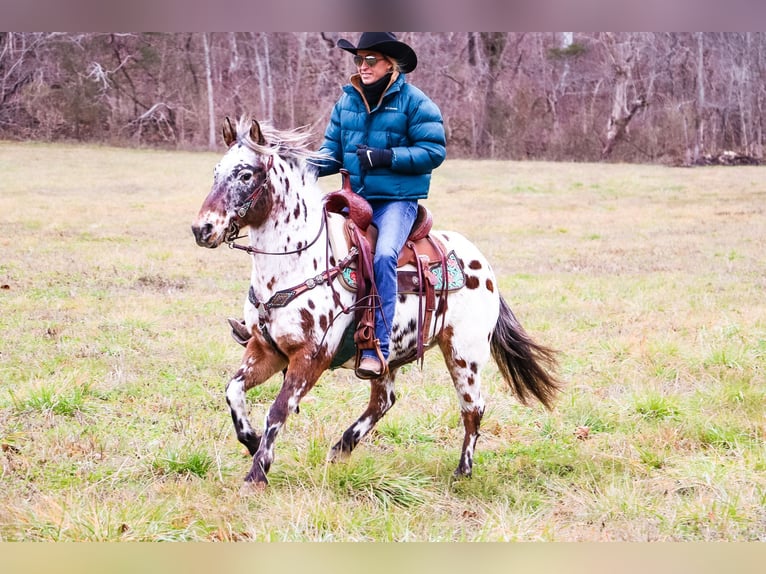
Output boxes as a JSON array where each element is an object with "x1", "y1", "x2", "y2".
[{"x1": 1, "y1": 32, "x2": 765, "y2": 163}]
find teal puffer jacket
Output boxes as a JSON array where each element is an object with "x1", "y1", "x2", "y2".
[{"x1": 316, "y1": 73, "x2": 446, "y2": 202}]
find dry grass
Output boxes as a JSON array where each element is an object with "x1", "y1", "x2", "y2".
[{"x1": 1, "y1": 140, "x2": 764, "y2": 541}]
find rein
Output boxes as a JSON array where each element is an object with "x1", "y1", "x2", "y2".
[
  {"x1": 226, "y1": 207, "x2": 328, "y2": 256},
  {"x1": 225, "y1": 205, "x2": 353, "y2": 312},
  {"x1": 254, "y1": 245, "x2": 358, "y2": 310},
  {"x1": 220, "y1": 152, "x2": 377, "y2": 363}
]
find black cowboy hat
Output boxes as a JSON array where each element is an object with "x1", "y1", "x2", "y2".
[{"x1": 337, "y1": 32, "x2": 417, "y2": 73}]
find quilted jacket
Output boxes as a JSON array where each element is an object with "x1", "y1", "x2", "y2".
[{"x1": 316, "y1": 72, "x2": 446, "y2": 202}]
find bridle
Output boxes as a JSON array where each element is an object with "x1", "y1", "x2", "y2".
[
  {"x1": 224, "y1": 152, "x2": 327, "y2": 257},
  {"x1": 228, "y1": 153, "x2": 274, "y2": 230}
]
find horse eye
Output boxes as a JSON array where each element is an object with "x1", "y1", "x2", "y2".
[{"x1": 239, "y1": 171, "x2": 253, "y2": 182}]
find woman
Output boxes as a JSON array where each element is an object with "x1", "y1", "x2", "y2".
[{"x1": 315, "y1": 32, "x2": 447, "y2": 379}]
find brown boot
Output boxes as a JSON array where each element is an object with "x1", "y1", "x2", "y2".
[
  {"x1": 355, "y1": 355, "x2": 387, "y2": 379},
  {"x1": 227, "y1": 318, "x2": 251, "y2": 347}
]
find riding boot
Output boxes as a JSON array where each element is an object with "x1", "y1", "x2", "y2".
[
  {"x1": 356, "y1": 347, "x2": 388, "y2": 379},
  {"x1": 228, "y1": 317, "x2": 251, "y2": 347}
]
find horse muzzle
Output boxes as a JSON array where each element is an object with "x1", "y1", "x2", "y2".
[
  {"x1": 192, "y1": 211, "x2": 241, "y2": 248},
  {"x1": 191, "y1": 221, "x2": 219, "y2": 247},
  {"x1": 194, "y1": 217, "x2": 233, "y2": 248}
]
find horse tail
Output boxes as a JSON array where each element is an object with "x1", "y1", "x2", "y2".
[{"x1": 490, "y1": 294, "x2": 562, "y2": 410}]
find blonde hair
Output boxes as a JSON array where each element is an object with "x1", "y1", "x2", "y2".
[{"x1": 384, "y1": 56, "x2": 400, "y2": 73}]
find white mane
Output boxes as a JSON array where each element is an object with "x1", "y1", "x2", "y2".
[{"x1": 235, "y1": 117, "x2": 327, "y2": 167}]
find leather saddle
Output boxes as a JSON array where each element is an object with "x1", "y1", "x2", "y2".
[{"x1": 324, "y1": 170, "x2": 466, "y2": 365}]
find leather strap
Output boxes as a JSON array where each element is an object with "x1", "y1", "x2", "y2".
[{"x1": 252, "y1": 245, "x2": 359, "y2": 310}]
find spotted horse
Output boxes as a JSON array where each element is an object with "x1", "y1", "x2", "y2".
[{"x1": 191, "y1": 117, "x2": 562, "y2": 490}]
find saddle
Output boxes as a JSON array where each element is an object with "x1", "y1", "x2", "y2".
[{"x1": 324, "y1": 170, "x2": 466, "y2": 367}]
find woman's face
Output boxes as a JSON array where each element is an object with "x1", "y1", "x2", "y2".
[{"x1": 355, "y1": 50, "x2": 392, "y2": 85}]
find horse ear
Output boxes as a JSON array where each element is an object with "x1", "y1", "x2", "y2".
[
  {"x1": 250, "y1": 119, "x2": 266, "y2": 146},
  {"x1": 222, "y1": 116, "x2": 236, "y2": 147}
]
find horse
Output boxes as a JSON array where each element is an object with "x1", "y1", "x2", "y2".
[{"x1": 191, "y1": 117, "x2": 562, "y2": 489}]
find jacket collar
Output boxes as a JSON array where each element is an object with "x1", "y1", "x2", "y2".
[{"x1": 347, "y1": 71, "x2": 403, "y2": 112}]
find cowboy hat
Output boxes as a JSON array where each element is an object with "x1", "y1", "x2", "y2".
[{"x1": 337, "y1": 32, "x2": 418, "y2": 73}]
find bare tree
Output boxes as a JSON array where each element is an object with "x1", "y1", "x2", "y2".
[
  {"x1": 202, "y1": 33, "x2": 216, "y2": 149},
  {"x1": 465, "y1": 32, "x2": 509, "y2": 157},
  {"x1": 1, "y1": 32, "x2": 763, "y2": 162},
  {"x1": 694, "y1": 32, "x2": 706, "y2": 161},
  {"x1": 600, "y1": 33, "x2": 648, "y2": 159},
  {"x1": 0, "y1": 33, "x2": 63, "y2": 133},
  {"x1": 251, "y1": 33, "x2": 275, "y2": 121}
]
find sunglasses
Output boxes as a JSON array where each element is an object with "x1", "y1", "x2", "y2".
[{"x1": 353, "y1": 55, "x2": 384, "y2": 68}]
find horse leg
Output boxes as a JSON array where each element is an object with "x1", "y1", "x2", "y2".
[
  {"x1": 439, "y1": 329, "x2": 487, "y2": 478},
  {"x1": 328, "y1": 369, "x2": 398, "y2": 462},
  {"x1": 226, "y1": 329, "x2": 287, "y2": 456},
  {"x1": 244, "y1": 354, "x2": 328, "y2": 486}
]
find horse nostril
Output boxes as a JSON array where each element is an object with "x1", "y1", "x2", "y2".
[{"x1": 192, "y1": 222, "x2": 214, "y2": 244}]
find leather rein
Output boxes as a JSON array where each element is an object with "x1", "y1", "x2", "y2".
[
  {"x1": 226, "y1": 209, "x2": 328, "y2": 257},
  {"x1": 227, "y1": 205, "x2": 359, "y2": 313}
]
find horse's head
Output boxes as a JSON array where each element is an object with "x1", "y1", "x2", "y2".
[{"x1": 192, "y1": 117, "x2": 276, "y2": 248}]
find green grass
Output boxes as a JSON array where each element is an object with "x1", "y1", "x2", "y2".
[
  {"x1": 9, "y1": 379, "x2": 94, "y2": 416},
  {"x1": 152, "y1": 447, "x2": 215, "y2": 478},
  {"x1": 1, "y1": 140, "x2": 765, "y2": 541}
]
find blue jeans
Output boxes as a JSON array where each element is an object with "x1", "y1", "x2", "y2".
[{"x1": 366, "y1": 199, "x2": 418, "y2": 360}]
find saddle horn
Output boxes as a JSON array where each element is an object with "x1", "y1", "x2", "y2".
[{"x1": 324, "y1": 169, "x2": 373, "y2": 231}]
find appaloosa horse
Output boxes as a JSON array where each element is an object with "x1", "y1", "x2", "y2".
[{"x1": 192, "y1": 117, "x2": 561, "y2": 489}]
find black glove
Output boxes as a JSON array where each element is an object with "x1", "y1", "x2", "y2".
[{"x1": 356, "y1": 145, "x2": 392, "y2": 170}]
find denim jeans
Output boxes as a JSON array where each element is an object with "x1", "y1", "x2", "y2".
[{"x1": 367, "y1": 199, "x2": 418, "y2": 360}]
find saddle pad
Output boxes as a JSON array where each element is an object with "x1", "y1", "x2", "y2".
[{"x1": 339, "y1": 249, "x2": 466, "y2": 294}]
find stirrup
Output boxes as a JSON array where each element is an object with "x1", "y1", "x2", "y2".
[
  {"x1": 354, "y1": 343, "x2": 388, "y2": 380},
  {"x1": 228, "y1": 317, "x2": 251, "y2": 347},
  {"x1": 354, "y1": 357, "x2": 388, "y2": 380}
]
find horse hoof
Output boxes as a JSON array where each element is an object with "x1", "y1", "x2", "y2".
[
  {"x1": 451, "y1": 468, "x2": 472, "y2": 481},
  {"x1": 240, "y1": 480, "x2": 268, "y2": 495},
  {"x1": 327, "y1": 447, "x2": 351, "y2": 463}
]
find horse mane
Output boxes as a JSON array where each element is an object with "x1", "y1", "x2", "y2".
[{"x1": 235, "y1": 117, "x2": 327, "y2": 167}]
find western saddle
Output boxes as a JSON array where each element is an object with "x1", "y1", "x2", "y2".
[{"x1": 324, "y1": 170, "x2": 458, "y2": 368}]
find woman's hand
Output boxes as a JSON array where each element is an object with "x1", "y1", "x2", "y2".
[{"x1": 356, "y1": 145, "x2": 392, "y2": 170}]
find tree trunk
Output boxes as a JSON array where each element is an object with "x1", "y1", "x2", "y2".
[
  {"x1": 202, "y1": 33, "x2": 216, "y2": 150},
  {"x1": 263, "y1": 34, "x2": 274, "y2": 121},
  {"x1": 601, "y1": 95, "x2": 648, "y2": 158},
  {"x1": 694, "y1": 32, "x2": 706, "y2": 161},
  {"x1": 468, "y1": 32, "x2": 507, "y2": 157},
  {"x1": 600, "y1": 33, "x2": 648, "y2": 159},
  {"x1": 252, "y1": 33, "x2": 274, "y2": 121}
]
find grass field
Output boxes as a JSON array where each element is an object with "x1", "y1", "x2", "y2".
[{"x1": 0, "y1": 140, "x2": 764, "y2": 541}]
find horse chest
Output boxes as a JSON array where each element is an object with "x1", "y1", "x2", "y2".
[
  {"x1": 264, "y1": 299, "x2": 350, "y2": 354},
  {"x1": 250, "y1": 262, "x2": 353, "y2": 346}
]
